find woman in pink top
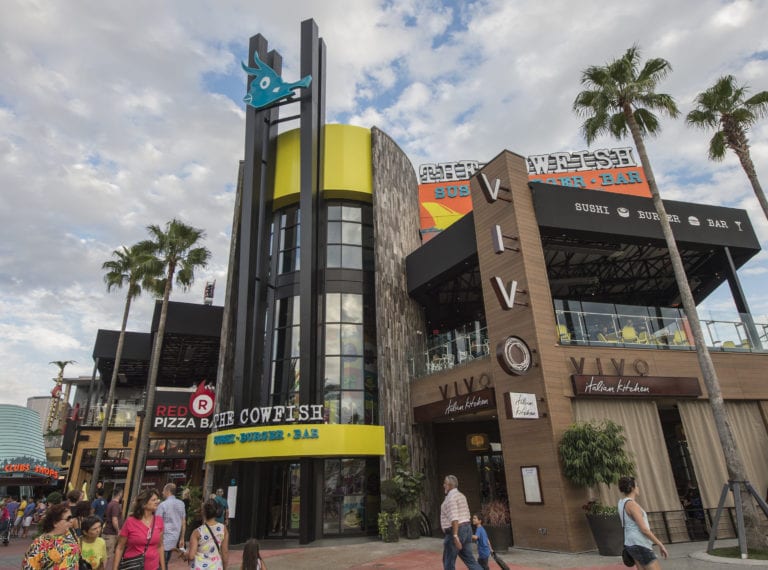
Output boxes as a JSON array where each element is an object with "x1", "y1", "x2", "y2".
[{"x1": 113, "y1": 489, "x2": 165, "y2": 570}]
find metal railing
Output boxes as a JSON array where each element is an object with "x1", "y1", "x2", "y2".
[
  {"x1": 555, "y1": 309, "x2": 767, "y2": 352},
  {"x1": 413, "y1": 324, "x2": 490, "y2": 378},
  {"x1": 649, "y1": 506, "x2": 768, "y2": 544},
  {"x1": 80, "y1": 400, "x2": 144, "y2": 428}
]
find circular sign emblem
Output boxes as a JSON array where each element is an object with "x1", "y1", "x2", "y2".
[
  {"x1": 190, "y1": 381, "x2": 215, "y2": 418},
  {"x1": 496, "y1": 336, "x2": 532, "y2": 376}
]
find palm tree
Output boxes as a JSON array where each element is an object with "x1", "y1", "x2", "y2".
[
  {"x1": 686, "y1": 75, "x2": 768, "y2": 221},
  {"x1": 573, "y1": 46, "x2": 768, "y2": 551},
  {"x1": 129, "y1": 219, "x2": 211, "y2": 503},
  {"x1": 47, "y1": 360, "x2": 76, "y2": 432},
  {"x1": 90, "y1": 244, "x2": 158, "y2": 494}
]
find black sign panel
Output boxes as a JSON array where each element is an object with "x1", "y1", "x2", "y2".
[
  {"x1": 151, "y1": 390, "x2": 213, "y2": 432},
  {"x1": 531, "y1": 183, "x2": 759, "y2": 250}
]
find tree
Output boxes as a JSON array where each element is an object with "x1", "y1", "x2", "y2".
[
  {"x1": 48, "y1": 360, "x2": 75, "y2": 432},
  {"x1": 129, "y1": 219, "x2": 211, "y2": 504},
  {"x1": 573, "y1": 45, "x2": 768, "y2": 551},
  {"x1": 90, "y1": 244, "x2": 158, "y2": 494},
  {"x1": 686, "y1": 75, "x2": 768, "y2": 222}
]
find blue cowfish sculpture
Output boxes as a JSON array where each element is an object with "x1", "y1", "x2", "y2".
[{"x1": 242, "y1": 52, "x2": 312, "y2": 110}]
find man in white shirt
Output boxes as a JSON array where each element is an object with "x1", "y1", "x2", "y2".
[
  {"x1": 440, "y1": 475, "x2": 482, "y2": 570},
  {"x1": 156, "y1": 483, "x2": 187, "y2": 565}
]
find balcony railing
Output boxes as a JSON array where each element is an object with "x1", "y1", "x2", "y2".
[
  {"x1": 413, "y1": 324, "x2": 490, "y2": 379},
  {"x1": 555, "y1": 308, "x2": 767, "y2": 352},
  {"x1": 80, "y1": 401, "x2": 143, "y2": 428}
]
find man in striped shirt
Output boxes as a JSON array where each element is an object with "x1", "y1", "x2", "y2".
[{"x1": 440, "y1": 475, "x2": 482, "y2": 570}]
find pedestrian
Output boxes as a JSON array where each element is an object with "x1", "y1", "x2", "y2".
[
  {"x1": 13, "y1": 496, "x2": 29, "y2": 537},
  {"x1": 102, "y1": 487, "x2": 123, "y2": 566},
  {"x1": 80, "y1": 515, "x2": 107, "y2": 570},
  {"x1": 213, "y1": 488, "x2": 229, "y2": 526},
  {"x1": 21, "y1": 503, "x2": 80, "y2": 570},
  {"x1": 440, "y1": 475, "x2": 482, "y2": 570},
  {"x1": 67, "y1": 489, "x2": 83, "y2": 508},
  {"x1": 72, "y1": 500, "x2": 93, "y2": 537},
  {"x1": 471, "y1": 513, "x2": 490, "y2": 570},
  {"x1": 184, "y1": 499, "x2": 228, "y2": 570},
  {"x1": 619, "y1": 476, "x2": 668, "y2": 570},
  {"x1": 113, "y1": 488, "x2": 165, "y2": 570},
  {"x1": 20, "y1": 499, "x2": 38, "y2": 539},
  {"x1": 156, "y1": 483, "x2": 186, "y2": 566},
  {"x1": 92, "y1": 489, "x2": 108, "y2": 522},
  {"x1": 241, "y1": 538, "x2": 267, "y2": 570}
]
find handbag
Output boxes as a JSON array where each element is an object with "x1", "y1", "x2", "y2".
[
  {"x1": 491, "y1": 550, "x2": 510, "y2": 570},
  {"x1": 620, "y1": 500, "x2": 634, "y2": 567},
  {"x1": 118, "y1": 516, "x2": 155, "y2": 570},
  {"x1": 71, "y1": 531, "x2": 93, "y2": 570}
]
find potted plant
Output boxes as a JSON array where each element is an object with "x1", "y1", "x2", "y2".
[
  {"x1": 379, "y1": 445, "x2": 425, "y2": 539},
  {"x1": 559, "y1": 420, "x2": 635, "y2": 556},
  {"x1": 480, "y1": 499, "x2": 512, "y2": 552},
  {"x1": 377, "y1": 497, "x2": 401, "y2": 542}
]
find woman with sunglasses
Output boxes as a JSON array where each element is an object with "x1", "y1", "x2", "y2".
[
  {"x1": 22, "y1": 503, "x2": 81, "y2": 570},
  {"x1": 113, "y1": 489, "x2": 165, "y2": 570}
]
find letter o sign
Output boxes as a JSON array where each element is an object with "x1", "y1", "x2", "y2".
[{"x1": 496, "y1": 336, "x2": 532, "y2": 375}]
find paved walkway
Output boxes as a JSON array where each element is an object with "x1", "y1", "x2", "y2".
[{"x1": 0, "y1": 534, "x2": 752, "y2": 570}]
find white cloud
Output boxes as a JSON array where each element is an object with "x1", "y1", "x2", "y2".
[{"x1": 1, "y1": 0, "x2": 767, "y2": 405}]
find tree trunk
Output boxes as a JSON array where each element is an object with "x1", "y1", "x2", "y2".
[
  {"x1": 625, "y1": 106, "x2": 768, "y2": 551},
  {"x1": 90, "y1": 290, "x2": 133, "y2": 494},
  {"x1": 130, "y1": 264, "x2": 174, "y2": 505},
  {"x1": 732, "y1": 143, "x2": 768, "y2": 223}
]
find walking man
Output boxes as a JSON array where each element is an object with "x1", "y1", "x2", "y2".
[
  {"x1": 102, "y1": 487, "x2": 123, "y2": 566},
  {"x1": 91, "y1": 489, "x2": 107, "y2": 522},
  {"x1": 441, "y1": 475, "x2": 482, "y2": 570},
  {"x1": 214, "y1": 488, "x2": 229, "y2": 525},
  {"x1": 157, "y1": 483, "x2": 186, "y2": 565}
]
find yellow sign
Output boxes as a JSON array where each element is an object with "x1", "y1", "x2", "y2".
[{"x1": 204, "y1": 424, "x2": 385, "y2": 463}]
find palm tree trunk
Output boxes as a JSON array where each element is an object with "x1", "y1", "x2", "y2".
[
  {"x1": 625, "y1": 106, "x2": 768, "y2": 550},
  {"x1": 733, "y1": 146, "x2": 768, "y2": 222},
  {"x1": 90, "y1": 289, "x2": 133, "y2": 494},
  {"x1": 130, "y1": 265, "x2": 174, "y2": 505}
]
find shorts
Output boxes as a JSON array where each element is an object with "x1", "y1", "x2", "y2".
[
  {"x1": 625, "y1": 544, "x2": 657, "y2": 565},
  {"x1": 22, "y1": 517, "x2": 32, "y2": 528}
]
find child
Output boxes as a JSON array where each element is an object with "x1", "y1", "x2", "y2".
[
  {"x1": 242, "y1": 538, "x2": 268, "y2": 570},
  {"x1": 472, "y1": 513, "x2": 491, "y2": 570}
]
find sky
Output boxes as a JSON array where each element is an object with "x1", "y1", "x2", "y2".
[{"x1": 1, "y1": 0, "x2": 767, "y2": 407}]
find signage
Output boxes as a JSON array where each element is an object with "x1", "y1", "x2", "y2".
[
  {"x1": 507, "y1": 393, "x2": 539, "y2": 419},
  {"x1": 571, "y1": 375, "x2": 701, "y2": 397},
  {"x1": 211, "y1": 404, "x2": 324, "y2": 429},
  {"x1": 204, "y1": 424, "x2": 385, "y2": 463},
  {"x1": 414, "y1": 388, "x2": 496, "y2": 422},
  {"x1": 242, "y1": 52, "x2": 312, "y2": 110},
  {"x1": 531, "y1": 184, "x2": 760, "y2": 250},
  {"x1": 152, "y1": 383, "x2": 215, "y2": 432},
  {"x1": 496, "y1": 336, "x2": 532, "y2": 376},
  {"x1": 0, "y1": 457, "x2": 59, "y2": 479}
]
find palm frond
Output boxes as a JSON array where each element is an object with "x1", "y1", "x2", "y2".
[{"x1": 708, "y1": 131, "x2": 727, "y2": 161}]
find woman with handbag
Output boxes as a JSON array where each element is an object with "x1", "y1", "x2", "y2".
[
  {"x1": 618, "y1": 476, "x2": 668, "y2": 569},
  {"x1": 113, "y1": 489, "x2": 165, "y2": 570},
  {"x1": 22, "y1": 503, "x2": 81, "y2": 570},
  {"x1": 80, "y1": 516, "x2": 107, "y2": 570},
  {"x1": 184, "y1": 500, "x2": 228, "y2": 570}
]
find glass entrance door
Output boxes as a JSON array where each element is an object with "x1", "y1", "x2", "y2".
[{"x1": 266, "y1": 462, "x2": 301, "y2": 538}]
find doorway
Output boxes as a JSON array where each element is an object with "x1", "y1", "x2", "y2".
[{"x1": 265, "y1": 462, "x2": 301, "y2": 538}]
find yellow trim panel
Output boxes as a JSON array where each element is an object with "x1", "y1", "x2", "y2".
[
  {"x1": 272, "y1": 124, "x2": 373, "y2": 209},
  {"x1": 204, "y1": 424, "x2": 385, "y2": 463}
]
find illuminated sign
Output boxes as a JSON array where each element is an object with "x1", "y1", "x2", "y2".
[
  {"x1": 204, "y1": 424, "x2": 385, "y2": 463},
  {"x1": 0, "y1": 457, "x2": 59, "y2": 479},
  {"x1": 242, "y1": 52, "x2": 312, "y2": 110}
]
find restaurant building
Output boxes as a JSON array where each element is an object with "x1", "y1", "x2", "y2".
[{"x1": 205, "y1": 21, "x2": 768, "y2": 551}]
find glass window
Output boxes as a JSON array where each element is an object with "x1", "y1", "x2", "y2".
[
  {"x1": 324, "y1": 357, "x2": 341, "y2": 389},
  {"x1": 342, "y1": 206, "x2": 361, "y2": 222},
  {"x1": 341, "y1": 324, "x2": 363, "y2": 354},
  {"x1": 326, "y1": 293, "x2": 341, "y2": 322},
  {"x1": 325, "y1": 324, "x2": 341, "y2": 355},
  {"x1": 327, "y1": 245, "x2": 341, "y2": 268},
  {"x1": 341, "y1": 223, "x2": 361, "y2": 244},
  {"x1": 342, "y1": 246, "x2": 362, "y2": 269},
  {"x1": 341, "y1": 393, "x2": 364, "y2": 424},
  {"x1": 341, "y1": 356, "x2": 363, "y2": 390}
]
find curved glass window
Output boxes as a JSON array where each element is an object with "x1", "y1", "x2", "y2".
[
  {"x1": 270, "y1": 295, "x2": 300, "y2": 407},
  {"x1": 326, "y1": 204, "x2": 370, "y2": 270},
  {"x1": 278, "y1": 208, "x2": 300, "y2": 274}
]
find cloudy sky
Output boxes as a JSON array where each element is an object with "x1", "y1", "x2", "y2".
[{"x1": 1, "y1": 0, "x2": 767, "y2": 407}]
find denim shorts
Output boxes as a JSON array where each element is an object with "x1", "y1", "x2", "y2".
[{"x1": 625, "y1": 544, "x2": 657, "y2": 565}]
